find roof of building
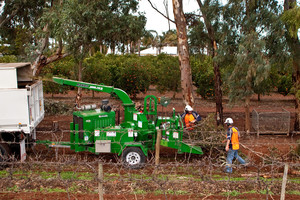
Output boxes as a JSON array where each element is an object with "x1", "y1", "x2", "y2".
[
  {"x1": 0, "y1": 62, "x2": 31, "y2": 69},
  {"x1": 139, "y1": 46, "x2": 177, "y2": 56}
]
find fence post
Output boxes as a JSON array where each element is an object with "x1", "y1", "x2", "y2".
[
  {"x1": 155, "y1": 129, "x2": 162, "y2": 166},
  {"x1": 280, "y1": 163, "x2": 289, "y2": 200},
  {"x1": 98, "y1": 162, "x2": 104, "y2": 200},
  {"x1": 52, "y1": 121, "x2": 59, "y2": 132}
]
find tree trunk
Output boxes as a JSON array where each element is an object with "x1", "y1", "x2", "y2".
[
  {"x1": 284, "y1": 0, "x2": 300, "y2": 131},
  {"x1": 213, "y1": 41, "x2": 223, "y2": 125},
  {"x1": 32, "y1": 35, "x2": 69, "y2": 77},
  {"x1": 197, "y1": 0, "x2": 224, "y2": 125},
  {"x1": 130, "y1": 41, "x2": 135, "y2": 54},
  {"x1": 213, "y1": 60, "x2": 223, "y2": 125},
  {"x1": 100, "y1": 44, "x2": 103, "y2": 54},
  {"x1": 245, "y1": 96, "x2": 251, "y2": 133},
  {"x1": 78, "y1": 60, "x2": 83, "y2": 87},
  {"x1": 292, "y1": 51, "x2": 300, "y2": 131},
  {"x1": 32, "y1": 25, "x2": 49, "y2": 76},
  {"x1": 172, "y1": 0, "x2": 195, "y2": 106},
  {"x1": 137, "y1": 39, "x2": 141, "y2": 56},
  {"x1": 76, "y1": 60, "x2": 83, "y2": 107}
]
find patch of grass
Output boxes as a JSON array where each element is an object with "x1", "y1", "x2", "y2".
[
  {"x1": 129, "y1": 173, "x2": 151, "y2": 180},
  {"x1": 11, "y1": 170, "x2": 24, "y2": 175},
  {"x1": 244, "y1": 190, "x2": 257, "y2": 194},
  {"x1": 166, "y1": 190, "x2": 175, "y2": 195},
  {"x1": 154, "y1": 190, "x2": 164, "y2": 195},
  {"x1": 175, "y1": 190, "x2": 189, "y2": 195},
  {"x1": 68, "y1": 183, "x2": 80, "y2": 193},
  {"x1": 105, "y1": 173, "x2": 120, "y2": 177},
  {"x1": 213, "y1": 176, "x2": 246, "y2": 181},
  {"x1": 40, "y1": 171, "x2": 56, "y2": 179},
  {"x1": 289, "y1": 178, "x2": 300, "y2": 184},
  {"x1": 133, "y1": 189, "x2": 147, "y2": 195},
  {"x1": 48, "y1": 188, "x2": 67, "y2": 193},
  {"x1": 153, "y1": 189, "x2": 189, "y2": 195},
  {"x1": 0, "y1": 170, "x2": 8, "y2": 177},
  {"x1": 77, "y1": 172, "x2": 94, "y2": 181},
  {"x1": 222, "y1": 190, "x2": 242, "y2": 197},
  {"x1": 286, "y1": 190, "x2": 300, "y2": 195},
  {"x1": 60, "y1": 171, "x2": 75, "y2": 180},
  {"x1": 7, "y1": 185, "x2": 19, "y2": 192},
  {"x1": 259, "y1": 190, "x2": 274, "y2": 195},
  {"x1": 40, "y1": 187, "x2": 67, "y2": 193},
  {"x1": 35, "y1": 171, "x2": 96, "y2": 181}
]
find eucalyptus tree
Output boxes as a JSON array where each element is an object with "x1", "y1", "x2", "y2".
[
  {"x1": 161, "y1": 29, "x2": 177, "y2": 46},
  {"x1": 1, "y1": 0, "x2": 145, "y2": 74},
  {"x1": 36, "y1": 0, "x2": 144, "y2": 102},
  {"x1": 117, "y1": 14, "x2": 146, "y2": 54},
  {"x1": 221, "y1": 0, "x2": 282, "y2": 132},
  {"x1": 141, "y1": 30, "x2": 156, "y2": 48},
  {"x1": 191, "y1": 0, "x2": 224, "y2": 125},
  {"x1": 146, "y1": 0, "x2": 194, "y2": 106},
  {"x1": 172, "y1": 0, "x2": 195, "y2": 106},
  {"x1": 282, "y1": 0, "x2": 300, "y2": 131},
  {"x1": 0, "y1": 0, "x2": 49, "y2": 56}
]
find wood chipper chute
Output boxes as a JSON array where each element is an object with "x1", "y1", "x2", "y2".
[{"x1": 37, "y1": 77, "x2": 203, "y2": 168}]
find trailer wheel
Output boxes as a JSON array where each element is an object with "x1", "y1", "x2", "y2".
[
  {"x1": 0, "y1": 143, "x2": 11, "y2": 165},
  {"x1": 122, "y1": 147, "x2": 146, "y2": 169}
]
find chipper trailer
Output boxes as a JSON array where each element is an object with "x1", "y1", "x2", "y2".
[{"x1": 38, "y1": 77, "x2": 203, "y2": 168}]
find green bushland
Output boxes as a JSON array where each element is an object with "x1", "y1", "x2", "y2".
[{"x1": 0, "y1": 51, "x2": 287, "y2": 100}]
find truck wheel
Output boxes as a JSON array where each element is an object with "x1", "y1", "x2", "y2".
[
  {"x1": 0, "y1": 143, "x2": 11, "y2": 164},
  {"x1": 122, "y1": 147, "x2": 146, "y2": 169}
]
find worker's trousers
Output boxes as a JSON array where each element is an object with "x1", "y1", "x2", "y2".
[{"x1": 225, "y1": 149, "x2": 246, "y2": 173}]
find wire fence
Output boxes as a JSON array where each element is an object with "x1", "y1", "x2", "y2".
[
  {"x1": 0, "y1": 128, "x2": 299, "y2": 199},
  {"x1": 252, "y1": 109, "x2": 291, "y2": 136}
]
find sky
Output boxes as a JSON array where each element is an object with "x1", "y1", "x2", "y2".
[
  {"x1": 138, "y1": 0, "x2": 199, "y2": 35},
  {"x1": 138, "y1": 0, "x2": 286, "y2": 35}
]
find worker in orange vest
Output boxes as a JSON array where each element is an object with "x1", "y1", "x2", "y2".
[
  {"x1": 181, "y1": 105, "x2": 201, "y2": 130},
  {"x1": 224, "y1": 118, "x2": 246, "y2": 173}
]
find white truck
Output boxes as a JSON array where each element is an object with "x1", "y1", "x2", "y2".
[{"x1": 0, "y1": 63, "x2": 44, "y2": 162}]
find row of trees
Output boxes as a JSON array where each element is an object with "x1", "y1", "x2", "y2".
[
  {"x1": 36, "y1": 53, "x2": 292, "y2": 102},
  {"x1": 0, "y1": 0, "x2": 299, "y2": 131},
  {"x1": 0, "y1": 0, "x2": 147, "y2": 74}
]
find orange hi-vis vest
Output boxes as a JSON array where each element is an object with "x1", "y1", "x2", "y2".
[
  {"x1": 184, "y1": 114, "x2": 195, "y2": 128},
  {"x1": 230, "y1": 127, "x2": 240, "y2": 150}
]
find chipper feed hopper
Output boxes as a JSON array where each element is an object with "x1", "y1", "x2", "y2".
[{"x1": 39, "y1": 77, "x2": 203, "y2": 168}]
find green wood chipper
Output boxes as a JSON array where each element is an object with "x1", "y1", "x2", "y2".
[{"x1": 38, "y1": 77, "x2": 203, "y2": 168}]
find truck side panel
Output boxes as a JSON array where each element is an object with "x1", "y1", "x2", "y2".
[
  {"x1": 27, "y1": 81, "x2": 44, "y2": 129},
  {"x1": 0, "y1": 81, "x2": 44, "y2": 135},
  {"x1": 0, "y1": 68, "x2": 17, "y2": 88},
  {"x1": 0, "y1": 89, "x2": 30, "y2": 132}
]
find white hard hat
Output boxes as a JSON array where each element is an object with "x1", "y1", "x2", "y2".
[
  {"x1": 185, "y1": 105, "x2": 193, "y2": 112},
  {"x1": 224, "y1": 118, "x2": 233, "y2": 124}
]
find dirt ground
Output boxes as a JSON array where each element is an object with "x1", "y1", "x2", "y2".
[
  {"x1": 1, "y1": 192, "x2": 300, "y2": 200},
  {"x1": 1, "y1": 89, "x2": 299, "y2": 200}
]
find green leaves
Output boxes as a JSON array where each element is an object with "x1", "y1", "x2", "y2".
[
  {"x1": 191, "y1": 55, "x2": 215, "y2": 99},
  {"x1": 228, "y1": 32, "x2": 270, "y2": 102},
  {"x1": 282, "y1": 4, "x2": 300, "y2": 39}
]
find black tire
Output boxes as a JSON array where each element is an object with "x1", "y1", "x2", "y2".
[
  {"x1": 122, "y1": 147, "x2": 146, "y2": 169},
  {"x1": 0, "y1": 143, "x2": 11, "y2": 164}
]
